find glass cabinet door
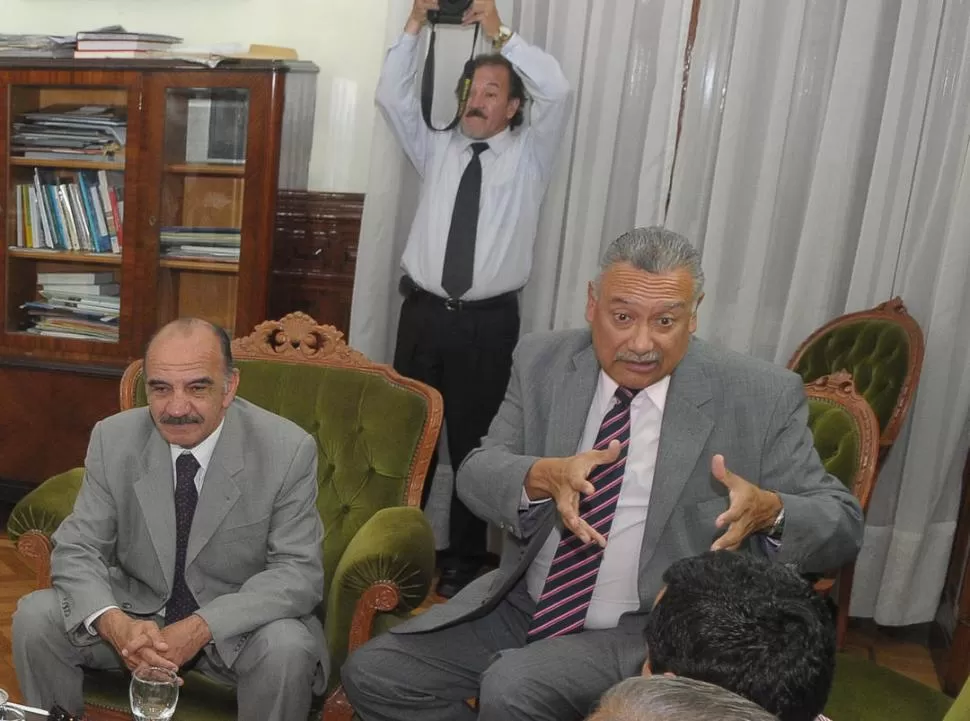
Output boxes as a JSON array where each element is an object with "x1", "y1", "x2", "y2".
[
  {"x1": 3, "y1": 83, "x2": 131, "y2": 346},
  {"x1": 154, "y1": 87, "x2": 249, "y2": 335}
]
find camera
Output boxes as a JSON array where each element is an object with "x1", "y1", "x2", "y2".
[{"x1": 428, "y1": 0, "x2": 472, "y2": 25}]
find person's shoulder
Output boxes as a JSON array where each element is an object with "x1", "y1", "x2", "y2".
[
  {"x1": 688, "y1": 337, "x2": 802, "y2": 394},
  {"x1": 514, "y1": 328, "x2": 591, "y2": 362},
  {"x1": 231, "y1": 397, "x2": 312, "y2": 446},
  {"x1": 96, "y1": 405, "x2": 155, "y2": 439}
]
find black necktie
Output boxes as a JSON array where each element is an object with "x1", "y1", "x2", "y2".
[
  {"x1": 442, "y1": 141, "x2": 489, "y2": 299},
  {"x1": 528, "y1": 387, "x2": 640, "y2": 641},
  {"x1": 166, "y1": 452, "x2": 201, "y2": 624}
]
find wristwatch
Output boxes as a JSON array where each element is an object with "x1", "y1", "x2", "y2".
[
  {"x1": 492, "y1": 25, "x2": 514, "y2": 51},
  {"x1": 766, "y1": 506, "x2": 786, "y2": 541}
]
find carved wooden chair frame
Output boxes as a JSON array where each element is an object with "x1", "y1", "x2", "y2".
[{"x1": 805, "y1": 371, "x2": 880, "y2": 649}]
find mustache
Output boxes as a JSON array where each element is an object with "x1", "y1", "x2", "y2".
[
  {"x1": 160, "y1": 414, "x2": 203, "y2": 426},
  {"x1": 465, "y1": 107, "x2": 487, "y2": 119},
  {"x1": 615, "y1": 350, "x2": 662, "y2": 364}
]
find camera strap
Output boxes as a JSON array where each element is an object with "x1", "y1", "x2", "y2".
[{"x1": 421, "y1": 22, "x2": 481, "y2": 132}]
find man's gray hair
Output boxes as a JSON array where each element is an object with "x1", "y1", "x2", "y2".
[
  {"x1": 588, "y1": 676, "x2": 777, "y2": 721},
  {"x1": 598, "y1": 226, "x2": 705, "y2": 302}
]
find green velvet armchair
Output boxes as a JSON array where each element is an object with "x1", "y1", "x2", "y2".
[
  {"x1": 804, "y1": 371, "x2": 880, "y2": 649},
  {"x1": 6, "y1": 312, "x2": 443, "y2": 721},
  {"x1": 789, "y1": 296, "x2": 925, "y2": 463}
]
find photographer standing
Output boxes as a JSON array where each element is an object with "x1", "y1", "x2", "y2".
[{"x1": 377, "y1": 0, "x2": 572, "y2": 598}]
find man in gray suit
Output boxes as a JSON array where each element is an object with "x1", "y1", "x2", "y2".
[
  {"x1": 13, "y1": 319, "x2": 328, "y2": 721},
  {"x1": 342, "y1": 226, "x2": 864, "y2": 721}
]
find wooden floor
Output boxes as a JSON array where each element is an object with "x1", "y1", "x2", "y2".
[{"x1": 0, "y1": 535, "x2": 943, "y2": 706}]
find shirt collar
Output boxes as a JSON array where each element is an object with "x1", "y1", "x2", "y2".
[
  {"x1": 459, "y1": 125, "x2": 513, "y2": 157},
  {"x1": 169, "y1": 417, "x2": 226, "y2": 476},
  {"x1": 598, "y1": 371, "x2": 671, "y2": 415}
]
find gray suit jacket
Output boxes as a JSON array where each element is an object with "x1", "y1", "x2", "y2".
[
  {"x1": 51, "y1": 398, "x2": 328, "y2": 677},
  {"x1": 398, "y1": 330, "x2": 863, "y2": 634}
]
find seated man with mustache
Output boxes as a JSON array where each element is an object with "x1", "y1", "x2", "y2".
[
  {"x1": 13, "y1": 318, "x2": 328, "y2": 721},
  {"x1": 343, "y1": 226, "x2": 862, "y2": 721}
]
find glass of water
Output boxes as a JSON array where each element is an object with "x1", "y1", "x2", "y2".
[{"x1": 130, "y1": 666, "x2": 179, "y2": 720}]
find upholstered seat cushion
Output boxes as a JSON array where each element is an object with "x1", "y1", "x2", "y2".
[
  {"x1": 794, "y1": 321, "x2": 910, "y2": 433},
  {"x1": 825, "y1": 652, "x2": 952, "y2": 720},
  {"x1": 806, "y1": 399, "x2": 860, "y2": 490}
]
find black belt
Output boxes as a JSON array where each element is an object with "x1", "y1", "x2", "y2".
[{"x1": 399, "y1": 275, "x2": 517, "y2": 311}]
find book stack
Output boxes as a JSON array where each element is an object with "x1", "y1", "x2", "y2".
[
  {"x1": 12, "y1": 105, "x2": 126, "y2": 163},
  {"x1": 160, "y1": 227, "x2": 241, "y2": 262},
  {"x1": 22, "y1": 271, "x2": 120, "y2": 342},
  {"x1": 12, "y1": 169, "x2": 124, "y2": 253},
  {"x1": 74, "y1": 30, "x2": 182, "y2": 59}
]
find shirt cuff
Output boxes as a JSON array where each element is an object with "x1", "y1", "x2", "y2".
[
  {"x1": 760, "y1": 536, "x2": 782, "y2": 554},
  {"x1": 519, "y1": 487, "x2": 553, "y2": 510},
  {"x1": 84, "y1": 605, "x2": 120, "y2": 636},
  {"x1": 500, "y1": 32, "x2": 526, "y2": 57}
]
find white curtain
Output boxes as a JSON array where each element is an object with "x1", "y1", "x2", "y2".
[
  {"x1": 668, "y1": 0, "x2": 970, "y2": 624},
  {"x1": 350, "y1": 0, "x2": 970, "y2": 624}
]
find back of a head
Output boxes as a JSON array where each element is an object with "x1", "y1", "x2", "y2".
[
  {"x1": 588, "y1": 676, "x2": 778, "y2": 721},
  {"x1": 643, "y1": 551, "x2": 835, "y2": 721}
]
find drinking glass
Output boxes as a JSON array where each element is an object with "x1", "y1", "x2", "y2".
[{"x1": 129, "y1": 666, "x2": 179, "y2": 721}]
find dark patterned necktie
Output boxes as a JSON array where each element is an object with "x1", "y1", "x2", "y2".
[
  {"x1": 166, "y1": 451, "x2": 201, "y2": 624},
  {"x1": 528, "y1": 386, "x2": 640, "y2": 641},
  {"x1": 441, "y1": 141, "x2": 489, "y2": 299}
]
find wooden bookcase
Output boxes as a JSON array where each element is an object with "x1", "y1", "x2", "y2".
[{"x1": 0, "y1": 58, "x2": 317, "y2": 487}]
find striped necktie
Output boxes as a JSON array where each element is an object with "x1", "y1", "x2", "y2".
[{"x1": 527, "y1": 386, "x2": 640, "y2": 641}]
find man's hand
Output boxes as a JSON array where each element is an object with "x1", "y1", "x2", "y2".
[
  {"x1": 463, "y1": 0, "x2": 503, "y2": 39},
  {"x1": 95, "y1": 609, "x2": 175, "y2": 672},
  {"x1": 710, "y1": 454, "x2": 783, "y2": 551},
  {"x1": 158, "y1": 615, "x2": 212, "y2": 669},
  {"x1": 406, "y1": 0, "x2": 439, "y2": 34},
  {"x1": 525, "y1": 440, "x2": 622, "y2": 547}
]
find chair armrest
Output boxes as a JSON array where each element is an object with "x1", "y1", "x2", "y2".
[
  {"x1": 8, "y1": 467, "x2": 85, "y2": 589},
  {"x1": 324, "y1": 506, "x2": 435, "y2": 674}
]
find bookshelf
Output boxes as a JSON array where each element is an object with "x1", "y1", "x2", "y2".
[{"x1": 0, "y1": 58, "x2": 318, "y2": 486}]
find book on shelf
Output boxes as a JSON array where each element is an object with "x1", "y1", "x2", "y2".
[
  {"x1": 36, "y1": 271, "x2": 117, "y2": 285},
  {"x1": 22, "y1": 270, "x2": 120, "y2": 342},
  {"x1": 12, "y1": 105, "x2": 126, "y2": 163},
  {"x1": 160, "y1": 226, "x2": 240, "y2": 261},
  {"x1": 13, "y1": 170, "x2": 123, "y2": 253}
]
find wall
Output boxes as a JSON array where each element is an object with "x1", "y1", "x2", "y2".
[{"x1": 3, "y1": 0, "x2": 391, "y2": 192}]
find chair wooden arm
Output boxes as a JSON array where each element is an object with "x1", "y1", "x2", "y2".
[
  {"x1": 16, "y1": 530, "x2": 54, "y2": 590},
  {"x1": 322, "y1": 581, "x2": 402, "y2": 721}
]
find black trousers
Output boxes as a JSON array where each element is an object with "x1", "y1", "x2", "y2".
[{"x1": 393, "y1": 278, "x2": 520, "y2": 568}]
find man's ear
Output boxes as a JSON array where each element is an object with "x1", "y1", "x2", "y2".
[
  {"x1": 506, "y1": 97, "x2": 521, "y2": 121},
  {"x1": 641, "y1": 659, "x2": 652, "y2": 677}
]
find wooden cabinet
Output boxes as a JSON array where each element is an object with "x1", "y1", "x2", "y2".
[
  {"x1": 269, "y1": 190, "x2": 363, "y2": 335},
  {"x1": 0, "y1": 58, "x2": 317, "y2": 486}
]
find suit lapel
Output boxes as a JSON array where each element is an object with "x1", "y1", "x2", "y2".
[
  {"x1": 548, "y1": 341, "x2": 599, "y2": 458},
  {"x1": 134, "y1": 424, "x2": 178, "y2": 590},
  {"x1": 186, "y1": 405, "x2": 243, "y2": 568},
  {"x1": 639, "y1": 341, "x2": 714, "y2": 569}
]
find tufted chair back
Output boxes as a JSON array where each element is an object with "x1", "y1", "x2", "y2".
[{"x1": 789, "y1": 297, "x2": 924, "y2": 457}]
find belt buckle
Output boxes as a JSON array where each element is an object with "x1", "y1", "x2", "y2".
[{"x1": 444, "y1": 297, "x2": 462, "y2": 311}]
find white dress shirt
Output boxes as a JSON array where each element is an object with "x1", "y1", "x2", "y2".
[
  {"x1": 526, "y1": 373, "x2": 670, "y2": 630},
  {"x1": 376, "y1": 31, "x2": 572, "y2": 300},
  {"x1": 83, "y1": 420, "x2": 226, "y2": 634}
]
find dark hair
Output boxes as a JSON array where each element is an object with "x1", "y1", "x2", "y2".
[
  {"x1": 456, "y1": 54, "x2": 527, "y2": 130},
  {"x1": 643, "y1": 551, "x2": 836, "y2": 721},
  {"x1": 145, "y1": 318, "x2": 234, "y2": 376}
]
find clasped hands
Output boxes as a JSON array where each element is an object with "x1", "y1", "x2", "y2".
[
  {"x1": 96, "y1": 609, "x2": 212, "y2": 684},
  {"x1": 525, "y1": 445, "x2": 782, "y2": 550}
]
